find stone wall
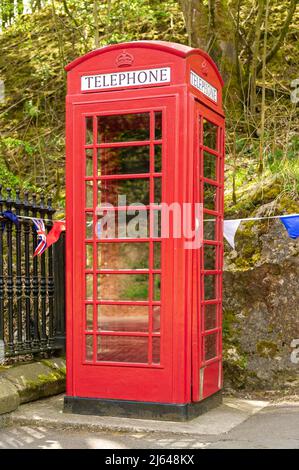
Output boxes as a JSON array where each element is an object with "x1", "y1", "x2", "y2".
[{"x1": 223, "y1": 205, "x2": 299, "y2": 392}]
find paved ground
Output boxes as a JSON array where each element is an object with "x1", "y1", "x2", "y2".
[{"x1": 0, "y1": 396, "x2": 299, "y2": 449}]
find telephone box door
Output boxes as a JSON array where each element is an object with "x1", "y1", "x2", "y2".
[
  {"x1": 68, "y1": 95, "x2": 178, "y2": 403},
  {"x1": 192, "y1": 100, "x2": 224, "y2": 402}
]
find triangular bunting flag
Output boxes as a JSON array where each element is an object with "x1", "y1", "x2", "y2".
[
  {"x1": 1, "y1": 210, "x2": 19, "y2": 230},
  {"x1": 279, "y1": 215, "x2": 299, "y2": 239},
  {"x1": 223, "y1": 219, "x2": 242, "y2": 249},
  {"x1": 46, "y1": 221, "x2": 66, "y2": 248},
  {"x1": 32, "y1": 218, "x2": 47, "y2": 256}
]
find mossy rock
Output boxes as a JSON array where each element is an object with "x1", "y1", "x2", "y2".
[
  {"x1": 2, "y1": 359, "x2": 66, "y2": 404},
  {"x1": 225, "y1": 175, "x2": 298, "y2": 218},
  {"x1": 256, "y1": 340, "x2": 278, "y2": 359}
]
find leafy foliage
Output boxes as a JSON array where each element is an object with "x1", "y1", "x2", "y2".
[{"x1": 0, "y1": 1, "x2": 186, "y2": 207}]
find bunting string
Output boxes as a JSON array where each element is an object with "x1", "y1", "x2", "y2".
[
  {"x1": 204, "y1": 213, "x2": 299, "y2": 222},
  {"x1": 222, "y1": 213, "x2": 299, "y2": 248},
  {"x1": 1, "y1": 211, "x2": 298, "y2": 225},
  {"x1": 0, "y1": 211, "x2": 66, "y2": 256},
  {"x1": 0, "y1": 210, "x2": 298, "y2": 253},
  {"x1": 223, "y1": 213, "x2": 299, "y2": 222},
  {"x1": 0, "y1": 214, "x2": 64, "y2": 224}
]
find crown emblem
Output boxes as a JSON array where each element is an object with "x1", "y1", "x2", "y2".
[
  {"x1": 116, "y1": 50, "x2": 134, "y2": 67},
  {"x1": 201, "y1": 60, "x2": 208, "y2": 76}
]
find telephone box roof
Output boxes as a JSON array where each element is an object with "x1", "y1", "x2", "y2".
[{"x1": 65, "y1": 40, "x2": 224, "y2": 87}]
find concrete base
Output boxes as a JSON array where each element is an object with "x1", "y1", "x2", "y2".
[
  {"x1": 8, "y1": 394, "x2": 270, "y2": 436},
  {"x1": 64, "y1": 391, "x2": 222, "y2": 422}
]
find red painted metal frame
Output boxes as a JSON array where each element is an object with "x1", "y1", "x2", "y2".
[
  {"x1": 65, "y1": 41, "x2": 224, "y2": 405},
  {"x1": 191, "y1": 100, "x2": 224, "y2": 401},
  {"x1": 68, "y1": 94, "x2": 185, "y2": 402}
]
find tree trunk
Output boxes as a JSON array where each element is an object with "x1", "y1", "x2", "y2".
[
  {"x1": 178, "y1": 0, "x2": 240, "y2": 105},
  {"x1": 256, "y1": 0, "x2": 297, "y2": 76},
  {"x1": 258, "y1": 0, "x2": 270, "y2": 175},
  {"x1": 93, "y1": 0, "x2": 99, "y2": 48},
  {"x1": 248, "y1": 0, "x2": 264, "y2": 119}
]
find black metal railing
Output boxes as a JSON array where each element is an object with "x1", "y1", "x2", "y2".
[{"x1": 0, "y1": 185, "x2": 65, "y2": 360}]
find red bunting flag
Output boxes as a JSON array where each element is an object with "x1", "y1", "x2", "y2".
[{"x1": 46, "y1": 221, "x2": 66, "y2": 249}]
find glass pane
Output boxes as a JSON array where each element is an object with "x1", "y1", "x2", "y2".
[
  {"x1": 205, "y1": 304, "x2": 217, "y2": 330},
  {"x1": 98, "y1": 179, "x2": 150, "y2": 206},
  {"x1": 204, "y1": 244, "x2": 217, "y2": 270},
  {"x1": 86, "y1": 304, "x2": 93, "y2": 330},
  {"x1": 152, "y1": 209, "x2": 161, "y2": 238},
  {"x1": 85, "y1": 117, "x2": 93, "y2": 144},
  {"x1": 97, "y1": 305, "x2": 148, "y2": 332},
  {"x1": 154, "y1": 178, "x2": 162, "y2": 204},
  {"x1": 126, "y1": 210, "x2": 150, "y2": 239},
  {"x1": 97, "y1": 210, "x2": 150, "y2": 239},
  {"x1": 86, "y1": 213, "x2": 93, "y2": 239},
  {"x1": 204, "y1": 333, "x2": 217, "y2": 360},
  {"x1": 155, "y1": 111, "x2": 162, "y2": 140},
  {"x1": 155, "y1": 145, "x2": 162, "y2": 173},
  {"x1": 97, "y1": 335, "x2": 148, "y2": 363},
  {"x1": 203, "y1": 119, "x2": 217, "y2": 150},
  {"x1": 153, "y1": 274, "x2": 161, "y2": 301},
  {"x1": 97, "y1": 274, "x2": 149, "y2": 301},
  {"x1": 85, "y1": 335, "x2": 93, "y2": 361},
  {"x1": 152, "y1": 337, "x2": 160, "y2": 364},
  {"x1": 85, "y1": 274, "x2": 93, "y2": 300},
  {"x1": 86, "y1": 244, "x2": 93, "y2": 269},
  {"x1": 204, "y1": 275, "x2": 217, "y2": 300},
  {"x1": 204, "y1": 215, "x2": 216, "y2": 240},
  {"x1": 97, "y1": 146, "x2": 150, "y2": 176},
  {"x1": 97, "y1": 113, "x2": 149, "y2": 143},
  {"x1": 204, "y1": 151, "x2": 217, "y2": 180},
  {"x1": 86, "y1": 181, "x2": 93, "y2": 208},
  {"x1": 153, "y1": 305, "x2": 160, "y2": 332},
  {"x1": 86, "y1": 148, "x2": 93, "y2": 176},
  {"x1": 153, "y1": 242, "x2": 161, "y2": 269},
  {"x1": 97, "y1": 242, "x2": 149, "y2": 269},
  {"x1": 204, "y1": 183, "x2": 217, "y2": 211}
]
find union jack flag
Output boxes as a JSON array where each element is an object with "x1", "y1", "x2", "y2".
[{"x1": 32, "y1": 218, "x2": 47, "y2": 256}]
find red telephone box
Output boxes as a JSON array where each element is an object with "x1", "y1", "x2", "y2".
[{"x1": 64, "y1": 41, "x2": 225, "y2": 421}]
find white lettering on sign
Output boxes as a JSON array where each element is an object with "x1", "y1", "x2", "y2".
[
  {"x1": 81, "y1": 67, "x2": 171, "y2": 91},
  {"x1": 190, "y1": 70, "x2": 217, "y2": 103}
]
